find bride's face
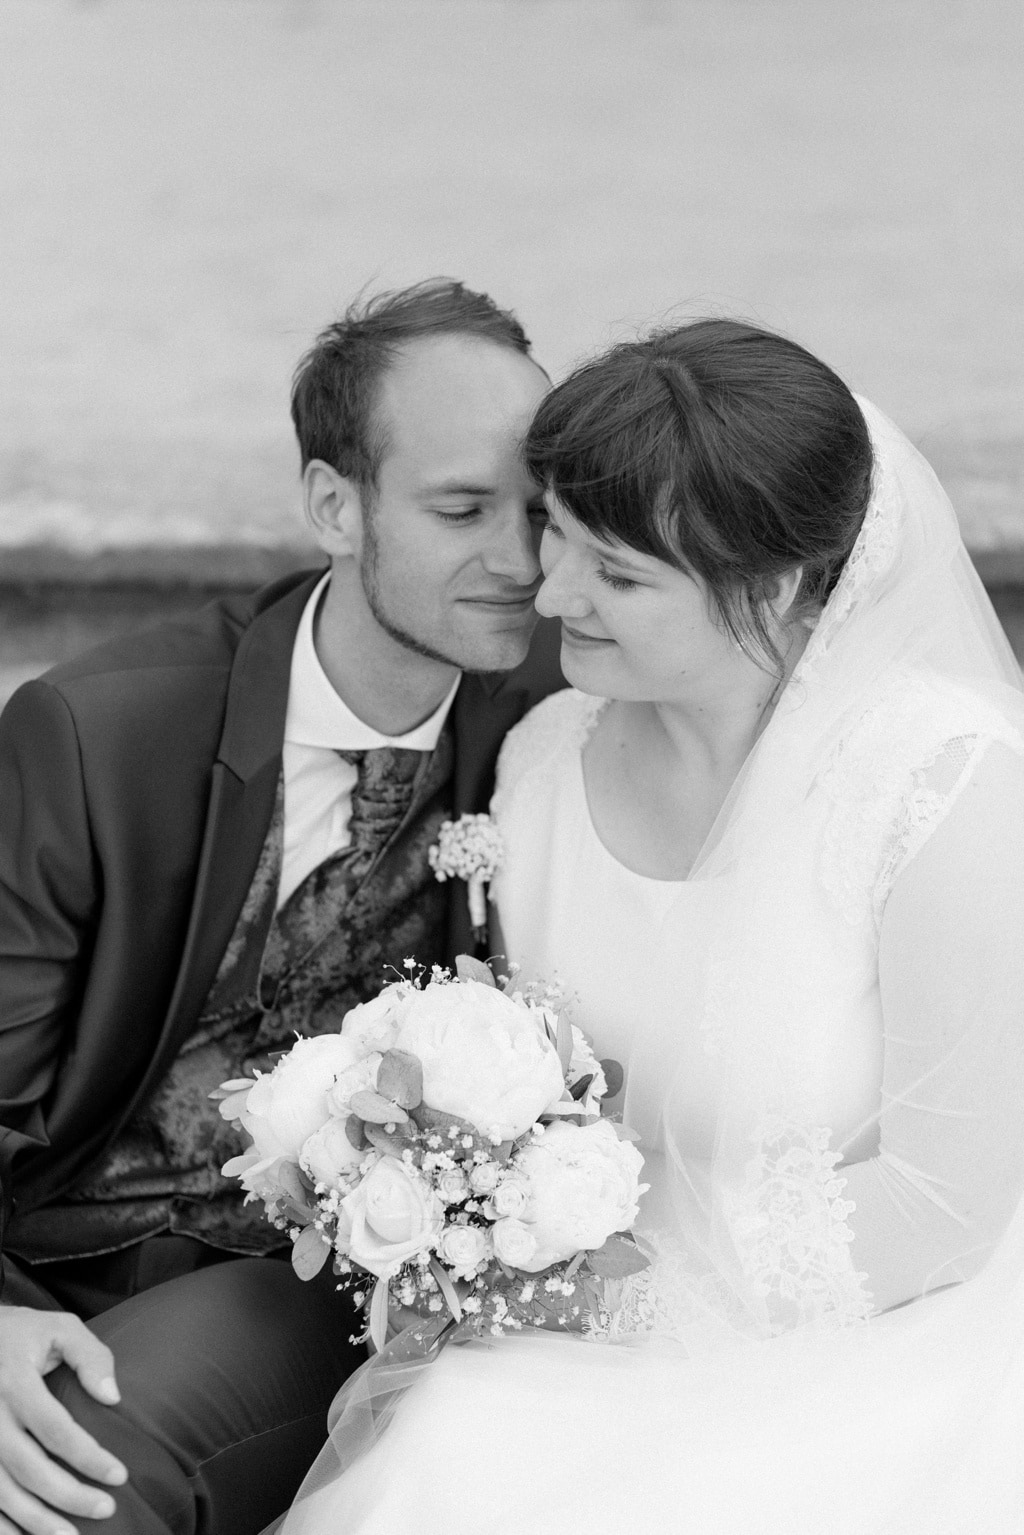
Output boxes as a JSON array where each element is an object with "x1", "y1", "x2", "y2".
[{"x1": 535, "y1": 499, "x2": 758, "y2": 702}]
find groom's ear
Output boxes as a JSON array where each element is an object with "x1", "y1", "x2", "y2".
[{"x1": 303, "y1": 460, "x2": 366, "y2": 559}]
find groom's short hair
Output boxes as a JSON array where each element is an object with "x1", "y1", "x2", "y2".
[{"x1": 290, "y1": 279, "x2": 533, "y2": 489}]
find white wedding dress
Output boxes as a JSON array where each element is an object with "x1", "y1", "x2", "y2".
[{"x1": 278, "y1": 402, "x2": 1024, "y2": 1533}]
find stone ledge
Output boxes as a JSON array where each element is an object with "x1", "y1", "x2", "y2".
[
  {"x1": 3, "y1": 538, "x2": 1024, "y2": 591},
  {"x1": 0, "y1": 541, "x2": 319, "y2": 589}
]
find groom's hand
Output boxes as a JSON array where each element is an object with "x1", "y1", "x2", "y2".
[{"x1": 0, "y1": 1307, "x2": 127, "y2": 1535}]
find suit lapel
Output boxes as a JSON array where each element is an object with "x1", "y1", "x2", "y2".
[
  {"x1": 144, "y1": 575, "x2": 320, "y2": 1085},
  {"x1": 446, "y1": 620, "x2": 565, "y2": 956}
]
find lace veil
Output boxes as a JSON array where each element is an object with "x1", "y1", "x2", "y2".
[
  {"x1": 272, "y1": 402, "x2": 1024, "y2": 1532},
  {"x1": 618, "y1": 397, "x2": 1024, "y2": 1345}
]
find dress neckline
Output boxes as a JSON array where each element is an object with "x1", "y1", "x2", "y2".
[{"x1": 570, "y1": 699, "x2": 694, "y2": 888}]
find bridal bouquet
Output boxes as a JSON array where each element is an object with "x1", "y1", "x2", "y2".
[{"x1": 215, "y1": 957, "x2": 648, "y2": 1349}]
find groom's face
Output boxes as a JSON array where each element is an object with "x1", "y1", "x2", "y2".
[{"x1": 356, "y1": 334, "x2": 550, "y2": 673}]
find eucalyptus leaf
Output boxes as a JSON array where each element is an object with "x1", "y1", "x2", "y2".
[
  {"x1": 562, "y1": 1251, "x2": 585, "y2": 1282},
  {"x1": 349, "y1": 1089, "x2": 410, "y2": 1126},
  {"x1": 377, "y1": 1050, "x2": 424, "y2": 1111},
  {"x1": 600, "y1": 1058, "x2": 624, "y2": 1099},
  {"x1": 586, "y1": 1235, "x2": 650, "y2": 1279},
  {"x1": 345, "y1": 1116, "x2": 370, "y2": 1151},
  {"x1": 555, "y1": 1011, "x2": 574, "y2": 1074},
  {"x1": 276, "y1": 1196, "x2": 313, "y2": 1228},
  {"x1": 277, "y1": 1160, "x2": 310, "y2": 1204},
  {"x1": 580, "y1": 1276, "x2": 605, "y2": 1323},
  {"x1": 364, "y1": 1122, "x2": 413, "y2": 1157},
  {"x1": 569, "y1": 1072, "x2": 595, "y2": 1102},
  {"x1": 291, "y1": 1225, "x2": 330, "y2": 1281},
  {"x1": 411, "y1": 1103, "x2": 466, "y2": 1136},
  {"x1": 428, "y1": 1258, "x2": 463, "y2": 1323},
  {"x1": 454, "y1": 954, "x2": 497, "y2": 987}
]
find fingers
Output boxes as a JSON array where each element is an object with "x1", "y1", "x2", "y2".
[
  {"x1": 0, "y1": 1443, "x2": 115, "y2": 1534},
  {"x1": 57, "y1": 1329, "x2": 120, "y2": 1411},
  {"x1": 18, "y1": 1379, "x2": 126, "y2": 1489},
  {"x1": 0, "y1": 1310, "x2": 128, "y2": 1533}
]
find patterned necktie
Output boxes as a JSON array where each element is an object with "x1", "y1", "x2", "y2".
[
  {"x1": 261, "y1": 745, "x2": 426, "y2": 990},
  {"x1": 333, "y1": 745, "x2": 424, "y2": 881}
]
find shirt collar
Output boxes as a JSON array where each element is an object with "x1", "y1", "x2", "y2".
[{"x1": 284, "y1": 572, "x2": 460, "y2": 751}]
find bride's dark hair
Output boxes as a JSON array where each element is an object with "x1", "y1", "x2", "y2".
[{"x1": 524, "y1": 318, "x2": 873, "y2": 665}]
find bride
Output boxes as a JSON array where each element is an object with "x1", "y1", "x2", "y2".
[{"x1": 278, "y1": 319, "x2": 1024, "y2": 1532}]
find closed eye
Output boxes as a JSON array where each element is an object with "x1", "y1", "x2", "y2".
[
  {"x1": 596, "y1": 567, "x2": 638, "y2": 592},
  {"x1": 432, "y1": 507, "x2": 483, "y2": 525}
]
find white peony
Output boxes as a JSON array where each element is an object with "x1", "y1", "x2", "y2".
[
  {"x1": 392, "y1": 979, "x2": 565, "y2": 1140},
  {"x1": 342, "y1": 1157, "x2": 444, "y2": 1278},
  {"x1": 300, "y1": 1116, "x2": 366, "y2": 1191},
  {"x1": 227, "y1": 1033, "x2": 372, "y2": 1165},
  {"x1": 326, "y1": 1053, "x2": 383, "y2": 1118},
  {"x1": 513, "y1": 1119, "x2": 646, "y2": 1272},
  {"x1": 220, "y1": 1146, "x2": 292, "y2": 1204},
  {"x1": 341, "y1": 988, "x2": 410, "y2": 1055}
]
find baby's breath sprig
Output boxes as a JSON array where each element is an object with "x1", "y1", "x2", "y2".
[{"x1": 428, "y1": 813, "x2": 505, "y2": 941}]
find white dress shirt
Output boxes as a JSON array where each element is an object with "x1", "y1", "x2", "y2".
[{"x1": 279, "y1": 573, "x2": 460, "y2": 908}]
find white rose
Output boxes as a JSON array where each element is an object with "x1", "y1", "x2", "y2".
[
  {"x1": 491, "y1": 1218, "x2": 538, "y2": 1268},
  {"x1": 300, "y1": 1117, "x2": 366, "y2": 1191},
  {"x1": 233, "y1": 1034, "x2": 371, "y2": 1165},
  {"x1": 342, "y1": 1157, "x2": 444, "y2": 1278},
  {"x1": 326, "y1": 1053, "x2": 383, "y2": 1118},
  {"x1": 341, "y1": 989, "x2": 410, "y2": 1054},
  {"x1": 513, "y1": 1119, "x2": 646, "y2": 1272},
  {"x1": 437, "y1": 1223, "x2": 492, "y2": 1278},
  {"x1": 437, "y1": 1168, "x2": 471, "y2": 1204},
  {"x1": 393, "y1": 980, "x2": 565, "y2": 1140},
  {"x1": 489, "y1": 1176, "x2": 529, "y2": 1219},
  {"x1": 468, "y1": 1160, "x2": 501, "y2": 1194}
]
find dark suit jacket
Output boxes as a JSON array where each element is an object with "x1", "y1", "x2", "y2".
[{"x1": 0, "y1": 570, "x2": 564, "y2": 1268}]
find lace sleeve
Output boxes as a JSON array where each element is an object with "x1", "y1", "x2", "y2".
[
  {"x1": 491, "y1": 689, "x2": 604, "y2": 821},
  {"x1": 820, "y1": 672, "x2": 1024, "y2": 926},
  {"x1": 837, "y1": 737, "x2": 1024, "y2": 1313}
]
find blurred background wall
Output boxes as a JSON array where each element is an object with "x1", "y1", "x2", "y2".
[{"x1": 2, "y1": 0, "x2": 1022, "y2": 691}]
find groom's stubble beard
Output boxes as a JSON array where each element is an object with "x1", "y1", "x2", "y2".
[{"x1": 359, "y1": 506, "x2": 472, "y2": 671}]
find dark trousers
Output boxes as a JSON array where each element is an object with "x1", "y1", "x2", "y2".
[{"x1": 18, "y1": 1238, "x2": 364, "y2": 1535}]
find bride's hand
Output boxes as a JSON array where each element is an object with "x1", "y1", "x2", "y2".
[{"x1": 385, "y1": 1302, "x2": 431, "y2": 1340}]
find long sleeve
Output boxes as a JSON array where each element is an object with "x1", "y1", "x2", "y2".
[
  {"x1": 839, "y1": 739, "x2": 1024, "y2": 1313},
  {"x1": 0, "y1": 681, "x2": 99, "y2": 1195}
]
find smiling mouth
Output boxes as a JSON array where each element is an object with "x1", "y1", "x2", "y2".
[
  {"x1": 561, "y1": 622, "x2": 613, "y2": 645},
  {"x1": 461, "y1": 593, "x2": 539, "y2": 608}
]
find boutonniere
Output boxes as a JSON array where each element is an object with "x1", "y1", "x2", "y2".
[{"x1": 428, "y1": 813, "x2": 505, "y2": 944}]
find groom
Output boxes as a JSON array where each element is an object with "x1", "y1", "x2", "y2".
[{"x1": 0, "y1": 279, "x2": 561, "y2": 1534}]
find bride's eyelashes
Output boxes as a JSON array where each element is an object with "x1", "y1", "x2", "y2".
[{"x1": 596, "y1": 567, "x2": 639, "y2": 593}]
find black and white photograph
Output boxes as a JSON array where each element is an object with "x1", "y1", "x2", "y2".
[{"x1": 1, "y1": 2, "x2": 1023, "y2": 1532}]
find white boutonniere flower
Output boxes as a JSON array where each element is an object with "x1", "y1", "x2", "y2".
[{"x1": 428, "y1": 813, "x2": 504, "y2": 941}]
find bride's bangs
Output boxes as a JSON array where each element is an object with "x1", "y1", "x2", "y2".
[{"x1": 524, "y1": 347, "x2": 689, "y2": 565}]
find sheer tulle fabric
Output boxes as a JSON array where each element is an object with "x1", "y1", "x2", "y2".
[{"x1": 274, "y1": 401, "x2": 1024, "y2": 1533}]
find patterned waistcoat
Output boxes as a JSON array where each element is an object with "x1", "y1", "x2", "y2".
[{"x1": 17, "y1": 733, "x2": 453, "y2": 1263}]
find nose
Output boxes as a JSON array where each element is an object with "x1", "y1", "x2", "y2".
[
  {"x1": 481, "y1": 505, "x2": 543, "y2": 587},
  {"x1": 535, "y1": 529, "x2": 591, "y2": 621}
]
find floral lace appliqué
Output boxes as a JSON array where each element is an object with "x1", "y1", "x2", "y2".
[
  {"x1": 819, "y1": 674, "x2": 1017, "y2": 927},
  {"x1": 726, "y1": 1119, "x2": 873, "y2": 1330}
]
